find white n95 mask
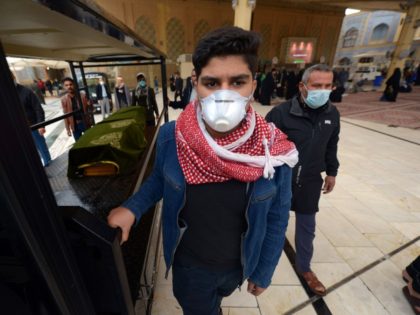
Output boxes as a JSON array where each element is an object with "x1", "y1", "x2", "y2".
[{"x1": 200, "y1": 89, "x2": 251, "y2": 133}]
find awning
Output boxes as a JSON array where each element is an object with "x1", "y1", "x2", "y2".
[{"x1": 0, "y1": 0, "x2": 165, "y2": 61}]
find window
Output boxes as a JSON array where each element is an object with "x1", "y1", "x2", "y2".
[
  {"x1": 370, "y1": 24, "x2": 389, "y2": 42},
  {"x1": 339, "y1": 57, "x2": 351, "y2": 66},
  {"x1": 343, "y1": 28, "x2": 358, "y2": 48}
]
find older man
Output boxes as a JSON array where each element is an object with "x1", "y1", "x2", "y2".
[{"x1": 266, "y1": 64, "x2": 340, "y2": 296}]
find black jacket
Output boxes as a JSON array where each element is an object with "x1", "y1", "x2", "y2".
[
  {"x1": 16, "y1": 84, "x2": 45, "y2": 125},
  {"x1": 131, "y1": 87, "x2": 159, "y2": 122},
  {"x1": 95, "y1": 83, "x2": 111, "y2": 100},
  {"x1": 266, "y1": 96, "x2": 340, "y2": 184}
]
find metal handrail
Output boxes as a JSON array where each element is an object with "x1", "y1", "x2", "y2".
[
  {"x1": 132, "y1": 107, "x2": 167, "y2": 194},
  {"x1": 30, "y1": 110, "x2": 82, "y2": 130}
]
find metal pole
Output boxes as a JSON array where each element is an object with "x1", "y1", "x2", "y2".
[
  {"x1": 79, "y1": 61, "x2": 95, "y2": 125},
  {"x1": 80, "y1": 62, "x2": 89, "y2": 99},
  {"x1": 160, "y1": 56, "x2": 169, "y2": 123},
  {"x1": 69, "y1": 61, "x2": 88, "y2": 123}
]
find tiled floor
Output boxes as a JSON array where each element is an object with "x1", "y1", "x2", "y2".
[
  {"x1": 43, "y1": 90, "x2": 420, "y2": 315},
  {"x1": 148, "y1": 91, "x2": 420, "y2": 315}
]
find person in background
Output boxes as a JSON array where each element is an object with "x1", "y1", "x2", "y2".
[
  {"x1": 95, "y1": 77, "x2": 112, "y2": 119},
  {"x1": 37, "y1": 78, "x2": 46, "y2": 97},
  {"x1": 53, "y1": 79, "x2": 60, "y2": 96},
  {"x1": 13, "y1": 72, "x2": 51, "y2": 167},
  {"x1": 132, "y1": 73, "x2": 159, "y2": 126},
  {"x1": 154, "y1": 76, "x2": 159, "y2": 94},
  {"x1": 174, "y1": 71, "x2": 183, "y2": 101},
  {"x1": 168, "y1": 69, "x2": 197, "y2": 110},
  {"x1": 329, "y1": 69, "x2": 345, "y2": 103},
  {"x1": 114, "y1": 76, "x2": 131, "y2": 111},
  {"x1": 31, "y1": 79, "x2": 45, "y2": 105},
  {"x1": 266, "y1": 64, "x2": 340, "y2": 297},
  {"x1": 253, "y1": 70, "x2": 261, "y2": 102},
  {"x1": 181, "y1": 69, "x2": 197, "y2": 108},
  {"x1": 259, "y1": 68, "x2": 275, "y2": 105},
  {"x1": 415, "y1": 64, "x2": 420, "y2": 86},
  {"x1": 61, "y1": 77, "x2": 90, "y2": 141},
  {"x1": 285, "y1": 70, "x2": 299, "y2": 100},
  {"x1": 45, "y1": 79, "x2": 53, "y2": 96},
  {"x1": 381, "y1": 67, "x2": 401, "y2": 102},
  {"x1": 108, "y1": 26, "x2": 298, "y2": 315},
  {"x1": 169, "y1": 73, "x2": 176, "y2": 92}
]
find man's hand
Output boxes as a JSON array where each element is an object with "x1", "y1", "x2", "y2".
[
  {"x1": 39, "y1": 128, "x2": 46, "y2": 136},
  {"x1": 322, "y1": 176, "x2": 336, "y2": 194},
  {"x1": 247, "y1": 280, "x2": 266, "y2": 296},
  {"x1": 107, "y1": 206, "x2": 136, "y2": 244}
]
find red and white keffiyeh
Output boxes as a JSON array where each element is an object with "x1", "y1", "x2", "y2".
[{"x1": 175, "y1": 101, "x2": 298, "y2": 184}]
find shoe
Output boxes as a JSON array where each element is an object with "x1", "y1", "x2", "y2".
[
  {"x1": 403, "y1": 286, "x2": 420, "y2": 315},
  {"x1": 299, "y1": 271, "x2": 326, "y2": 296}
]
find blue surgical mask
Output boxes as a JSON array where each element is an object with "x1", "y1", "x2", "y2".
[
  {"x1": 303, "y1": 85, "x2": 331, "y2": 109},
  {"x1": 139, "y1": 80, "x2": 146, "y2": 88}
]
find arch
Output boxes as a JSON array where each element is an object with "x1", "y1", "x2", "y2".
[
  {"x1": 370, "y1": 23, "x2": 389, "y2": 42},
  {"x1": 166, "y1": 18, "x2": 185, "y2": 61},
  {"x1": 194, "y1": 20, "x2": 211, "y2": 44},
  {"x1": 135, "y1": 16, "x2": 156, "y2": 46},
  {"x1": 342, "y1": 28, "x2": 358, "y2": 48}
]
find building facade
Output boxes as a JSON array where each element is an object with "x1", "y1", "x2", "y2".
[{"x1": 333, "y1": 10, "x2": 419, "y2": 74}]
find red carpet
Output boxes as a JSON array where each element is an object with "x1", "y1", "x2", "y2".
[{"x1": 335, "y1": 86, "x2": 420, "y2": 129}]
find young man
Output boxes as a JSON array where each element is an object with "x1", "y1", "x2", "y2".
[
  {"x1": 131, "y1": 73, "x2": 159, "y2": 126},
  {"x1": 108, "y1": 27, "x2": 298, "y2": 315},
  {"x1": 95, "y1": 77, "x2": 112, "y2": 118},
  {"x1": 266, "y1": 64, "x2": 340, "y2": 296},
  {"x1": 61, "y1": 77, "x2": 90, "y2": 141}
]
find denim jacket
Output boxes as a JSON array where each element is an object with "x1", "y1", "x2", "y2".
[{"x1": 123, "y1": 121, "x2": 292, "y2": 288}]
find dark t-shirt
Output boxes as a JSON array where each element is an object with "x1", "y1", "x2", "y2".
[
  {"x1": 175, "y1": 180, "x2": 248, "y2": 271},
  {"x1": 116, "y1": 87, "x2": 128, "y2": 106},
  {"x1": 71, "y1": 96, "x2": 83, "y2": 121}
]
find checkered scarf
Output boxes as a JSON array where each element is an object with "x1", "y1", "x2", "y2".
[{"x1": 175, "y1": 101, "x2": 297, "y2": 184}]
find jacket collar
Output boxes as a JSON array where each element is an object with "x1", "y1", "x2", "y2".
[{"x1": 289, "y1": 95, "x2": 332, "y2": 117}]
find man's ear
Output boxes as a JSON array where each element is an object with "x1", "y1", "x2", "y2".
[{"x1": 298, "y1": 82, "x2": 305, "y2": 95}]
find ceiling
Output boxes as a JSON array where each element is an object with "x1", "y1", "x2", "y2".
[
  {"x1": 0, "y1": 0, "x2": 164, "y2": 61},
  {"x1": 1, "y1": 0, "x2": 418, "y2": 61}
]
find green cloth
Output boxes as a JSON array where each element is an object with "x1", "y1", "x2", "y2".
[{"x1": 68, "y1": 107, "x2": 147, "y2": 177}]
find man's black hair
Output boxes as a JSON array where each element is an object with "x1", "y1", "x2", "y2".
[
  {"x1": 192, "y1": 26, "x2": 261, "y2": 78},
  {"x1": 62, "y1": 77, "x2": 74, "y2": 84}
]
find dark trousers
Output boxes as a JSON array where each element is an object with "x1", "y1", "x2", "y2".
[
  {"x1": 32, "y1": 130, "x2": 51, "y2": 166},
  {"x1": 73, "y1": 121, "x2": 85, "y2": 141},
  {"x1": 172, "y1": 261, "x2": 242, "y2": 315},
  {"x1": 295, "y1": 212, "x2": 316, "y2": 273}
]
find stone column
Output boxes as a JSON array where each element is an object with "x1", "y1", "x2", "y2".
[
  {"x1": 232, "y1": 0, "x2": 256, "y2": 31},
  {"x1": 386, "y1": 4, "x2": 420, "y2": 84}
]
